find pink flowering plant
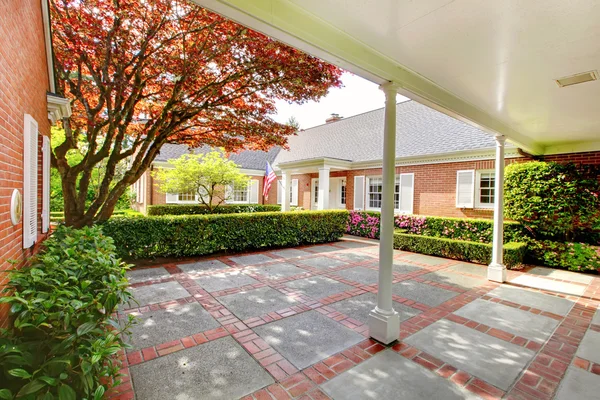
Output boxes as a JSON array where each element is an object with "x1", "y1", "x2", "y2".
[{"x1": 347, "y1": 211, "x2": 524, "y2": 243}]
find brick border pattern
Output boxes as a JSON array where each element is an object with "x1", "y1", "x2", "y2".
[
  {"x1": 506, "y1": 278, "x2": 600, "y2": 400},
  {"x1": 109, "y1": 241, "x2": 600, "y2": 400}
]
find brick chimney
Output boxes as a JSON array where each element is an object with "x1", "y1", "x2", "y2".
[{"x1": 325, "y1": 113, "x2": 342, "y2": 124}]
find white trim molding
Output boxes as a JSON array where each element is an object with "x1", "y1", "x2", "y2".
[{"x1": 47, "y1": 94, "x2": 72, "y2": 124}]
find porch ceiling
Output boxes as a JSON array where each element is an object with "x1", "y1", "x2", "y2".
[{"x1": 193, "y1": 0, "x2": 600, "y2": 155}]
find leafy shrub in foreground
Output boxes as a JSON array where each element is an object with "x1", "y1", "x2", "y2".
[
  {"x1": 102, "y1": 210, "x2": 349, "y2": 259},
  {"x1": 147, "y1": 203, "x2": 281, "y2": 216},
  {"x1": 526, "y1": 239, "x2": 600, "y2": 272},
  {"x1": 393, "y1": 230, "x2": 527, "y2": 268},
  {"x1": 0, "y1": 225, "x2": 133, "y2": 400}
]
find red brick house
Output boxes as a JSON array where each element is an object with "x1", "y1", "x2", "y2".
[
  {"x1": 136, "y1": 100, "x2": 599, "y2": 217},
  {"x1": 0, "y1": 0, "x2": 71, "y2": 327}
]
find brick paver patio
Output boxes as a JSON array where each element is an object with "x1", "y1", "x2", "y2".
[{"x1": 109, "y1": 236, "x2": 600, "y2": 400}]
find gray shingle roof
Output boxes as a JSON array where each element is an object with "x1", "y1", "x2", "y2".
[
  {"x1": 155, "y1": 144, "x2": 280, "y2": 170},
  {"x1": 274, "y1": 100, "x2": 504, "y2": 165}
]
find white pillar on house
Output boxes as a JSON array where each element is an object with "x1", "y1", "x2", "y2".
[
  {"x1": 281, "y1": 170, "x2": 291, "y2": 212},
  {"x1": 317, "y1": 167, "x2": 330, "y2": 210},
  {"x1": 369, "y1": 82, "x2": 400, "y2": 344},
  {"x1": 488, "y1": 135, "x2": 506, "y2": 282}
]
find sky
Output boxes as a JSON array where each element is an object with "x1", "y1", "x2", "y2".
[{"x1": 274, "y1": 73, "x2": 409, "y2": 130}]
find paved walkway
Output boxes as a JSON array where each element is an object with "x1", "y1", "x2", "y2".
[{"x1": 109, "y1": 236, "x2": 600, "y2": 400}]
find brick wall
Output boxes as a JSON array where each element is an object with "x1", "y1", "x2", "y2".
[
  {"x1": 0, "y1": 0, "x2": 51, "y2": 327},
  {"x1": 543, "y1": 151, "x2": 600, "y2": 165}
]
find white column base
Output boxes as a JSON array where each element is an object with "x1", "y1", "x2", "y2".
[
  {"x1": 487, "y1": 263, "x2": 507, "y2": 283},
  {"x1": 368, "y1": 308, "x2": 400, "y2": 344}
]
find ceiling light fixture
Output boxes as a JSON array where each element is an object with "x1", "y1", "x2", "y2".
[{"x1": 555, "y1": 70, "x2": 598, "y2": 87}]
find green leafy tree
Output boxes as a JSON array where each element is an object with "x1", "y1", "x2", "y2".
[
  {"x1": 286, "y1": 116, "x2": 300, "y2": 130},
  {"x1": 153, "y1": 150, "x2": 249, "y2": 212},
  {"x1": 504, "y1": 161, "x2": 600, "y2": 241},
  {"x1": 50, "y1": 128, "x2": 132, "y2": 212}
]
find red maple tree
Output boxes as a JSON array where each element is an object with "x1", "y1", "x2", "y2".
[{"x1": 50, "y1": 0, "x2": 342, "y2": 227}]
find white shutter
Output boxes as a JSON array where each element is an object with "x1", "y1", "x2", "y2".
[
  {"x1": 291, "y1": 179, "x2": 298, "y2": 206},
  {"x1": 353, "y1": 175, "x2": 365, "y2": 210},
  {"x1": 277, "y1": 180, "x2": 282, "y2": 204},
  {"x1": 456, "y1": 170, "x2": 475, "y2": 208},
  {"x1": 41, "y1": 136, "x2": 50, "y2": 233},
  {"x1": 139, "y1": 174, "x2": 145, "y2": 204},
  {"x1": 23, "y1": 115, "x2": 38, "y2": 248},
  {"x1": 166, "y1": 193, "x2": 178, "y2": 203},
  {"x1": 398, "y1": 173, "x2": 414, "y2": 214},
  {"x1": 249, "y1": 180, "x2": 259, "y2": 203},
  {"x1": 225, "y1": 185, "x2": 233, "y2": 202}
]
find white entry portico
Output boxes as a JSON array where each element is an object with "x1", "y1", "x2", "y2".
[{"x1": 277, "y1": 158, "x2": 351, "y2": 211}]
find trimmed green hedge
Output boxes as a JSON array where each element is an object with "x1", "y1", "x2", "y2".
[
  {"x1": 393, "y1": 230, "x2": 527, "y2": 268},
  {"x1": 50, "y1": 209, "x2": 141, "y2": 222},
  {"x1": 147, "y1": 204, "x2": 281, "y2": 216},
  {"x1": 102, "y1": 210, "x2": 348, "y2": 259}
]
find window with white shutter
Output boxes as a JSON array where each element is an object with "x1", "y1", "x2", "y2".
[
  {"x1": 249, "y1": 180, "x2": 259, "y2": 203},
  {"x1": 23, "y1": 114, "x2": 39, "y2": 248},
  {"x1": 165, "y1": 192, "x2": 178, "y2": 203},
  {"x1": 42, "y1": 136, "x2": 50, "y2": 233},
  {"x1": 276, "y1": 180, "x2": 283, "y2": 204},
  {"x1": 291, "y1": 179, "x2": 298, "y2": 206},
  {"x1": 353, "y1": 176, "x2": 365, "y2": 210},
  {"x1": 456, "y1": 170, "x2": 475, "y2": 208},
  {"x1": 397, "y1": 173, "x2": 414, "y2": 214}
]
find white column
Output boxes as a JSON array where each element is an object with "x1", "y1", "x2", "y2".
[
  {"x1": 488, "y1": 135, "x2": 506, "y2": 282},
  {"x1": 369, "y1": 82, "x2": 400, "y2": 344},
  {"x1": 317, "y1": 167, "x2": 330, "y2": 210},
  {"x1": 281, "y1": 170, "x2": 291, "y2": 212}
]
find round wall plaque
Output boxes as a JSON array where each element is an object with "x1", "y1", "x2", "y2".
[{"x1": 10, "y1": 189, "x2": 22, "y2": 226}]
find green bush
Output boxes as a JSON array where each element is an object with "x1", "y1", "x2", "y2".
[
  {"x1": 0, "y1": 226, "x2": 133, "y2": 399},
  {"x1": 147, "y1": 203, "x2": 282, "y2": 216},
  {"x1": 504, "y1": 161, "x2": 600, "y2": 242},
  {"x1": 526, "y1": 239, "x2": 600, "y2": 272},
  {"x1": 393, "y1": 230, "x2": 527, "y2": 268},
  {"x1": 102, "y1": 210, "x2": 349, "y2": 259}
]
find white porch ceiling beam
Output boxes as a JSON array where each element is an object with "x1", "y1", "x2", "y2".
[{"x1": 193, "y1": 0, "x2": 544, "y2": 155}]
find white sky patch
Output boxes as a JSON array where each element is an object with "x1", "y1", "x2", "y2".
[{"x1": 274, "y1": 73, "x2": 409, "y2": 130}]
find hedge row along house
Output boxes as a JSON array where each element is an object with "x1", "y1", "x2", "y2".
[
  {"x1": 0, "y1": 0, "x2": 71, "y2": 328},
  {"x1": 133, "y1": 100, "x2": 600, "y2": 218}
]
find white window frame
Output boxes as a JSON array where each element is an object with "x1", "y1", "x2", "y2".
[
  {"x1": 229, "y1": 183, "x2": 250, "y2": 204},
  {"x1": 366, "y1": 176, "x2": 383, "y2": 210},
  {"x1": 340, "y1": 179, "x2": 346, "y2": 206},
  {"x1": 366, "y1": 174, "x2": 414, "y2": 213},
  {"x1": 166, "y1": 191, "x2": 198, "y2": 204},
  {"x1": 475, "y1": 169, "x2": 496, "y2": 209},
  {"x1": 279, "y1": 179, "x2": 299, "y2": 206}
]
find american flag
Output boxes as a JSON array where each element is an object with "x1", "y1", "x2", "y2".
[{"x1": 263, "y1": 161, "x2": 277, "y2": 199}]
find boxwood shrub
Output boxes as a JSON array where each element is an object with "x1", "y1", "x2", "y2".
[
  {"x1": 102, "y1": 210, "x2": 349, "y2": 259},
  {"x1": 393, "y1": 230, "x2": 527, "y2": 268},
  {"x1": 0, "y1": 225, "x2": 133, "y2": 399},
  {"x1": 147, "y1": 204, "x2": 281, "y2": 216}
]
